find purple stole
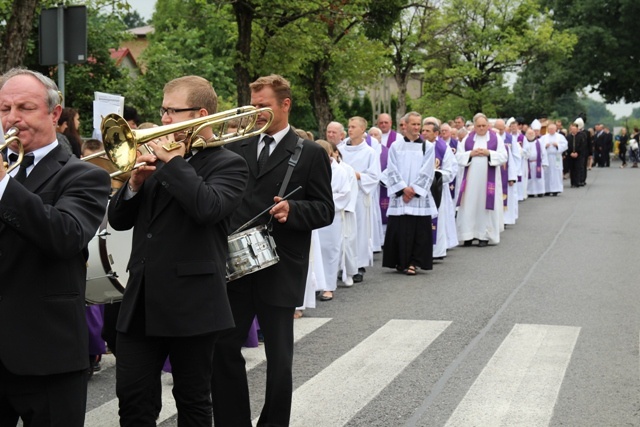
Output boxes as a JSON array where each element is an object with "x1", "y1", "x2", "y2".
[
  {"x1": 386, "y1": 130, "x2": 399, "y2": 149},
  {"x1": 366, "y1": 134, "x2": 390, "y2": 224},
  {"x1": 457, "y1": 130, "x2": 499, "y2": 211},
  {"x1": 527, "y1": 138, "x2": 542, "y2": 179},
  {"x1": 501, "y1": 133, "x2": 512, "y2": 207}
]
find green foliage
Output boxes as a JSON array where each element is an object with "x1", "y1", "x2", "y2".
[
  {"x1": 121, "y1": 0, "x2": 236, "y2": 123},
  {"x1": 541, "y1": 0, "x2": 640, "y2": 102},
  {"x1": 423, "y1": 0, "x2": 576, "y2": 114},
  {"x1": 122, "y1": 10, "x2": 148, "y2": 28}
]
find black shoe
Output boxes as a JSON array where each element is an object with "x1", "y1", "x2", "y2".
[
  {"x1": 358, "y1": 267, "x2": 366, "y2": 273},
  {"x1": 319, "y1": 292, "x2": 333, "y2": 301},
  {"x1": 353, "y1": 273, "x2": 363, "y2": 283},
  {"x1": 463, "y1": 240, "x2": 473, "y2": 247},
  {"x1": 552, "y1": 193, "x2": 558, "y2": 196},
  {"x1": 537, "y1": 194, "x2": 544, "y2": 198},
  {"x1": 433, "y1": 256, "x2": 445, "y2": 261},
  {"x1": 478, "y1": 240, "x2": 488, "y2": 247}
]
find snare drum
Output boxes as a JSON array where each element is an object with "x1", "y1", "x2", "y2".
[
  {"x1": 86, "y1": 215, "x2": 133, "y2": 304},
  {"x1": 226, "y1": 225, "x2": 279, "y2": 281}
]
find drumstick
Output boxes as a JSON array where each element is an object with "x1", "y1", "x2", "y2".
[{"x1": 231, "y1": 186, "x2": 302, "y2": 235}]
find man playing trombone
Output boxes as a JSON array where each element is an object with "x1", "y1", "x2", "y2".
[
  {"x1": 107, "y1": 75, "x2": 248, "y2": 426},
  {"x1": 0, "y1": 68, "x2": 111, "y2": 426}
]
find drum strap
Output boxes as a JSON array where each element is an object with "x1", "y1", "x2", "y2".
[
  {"x1": 267, "y1": 138, "x2": 304, "y2": 230},
  {"x1": 277, "y1": 137, "x2": 305, "y2": 198}
]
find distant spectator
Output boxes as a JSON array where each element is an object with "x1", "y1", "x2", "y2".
[{"x1": 58, "y1": 107, "x2": 82, "y2": 157}]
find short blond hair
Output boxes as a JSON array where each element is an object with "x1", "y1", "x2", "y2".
[
  {"x1": 349, "y1": 116, "x2": 367, "y2": 129},
  {"x1": 164, "y1": 75, "x2": 218, "y2": 115}
]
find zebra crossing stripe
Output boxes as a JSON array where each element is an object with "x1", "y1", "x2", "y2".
[
  {"x1": 84, "y1": 317, "x2": 332, "y2": 426},
  {"x1": 288, "y1": 319, "x2": 451, "y2": 427},
  {"x1": 445, "y1": 323, "x2": 580, "y2": 427}
]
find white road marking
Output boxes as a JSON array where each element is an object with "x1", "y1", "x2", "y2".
[{"x1": 445, "y1": 323, "x2": 580, "y2": 427}]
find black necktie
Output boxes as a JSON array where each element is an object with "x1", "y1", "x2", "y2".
[
  {"x1": 258, "y1": 136, "x2": 274, "y2": 173},
  {"x1": 9, "y1": 153, "x2": 35, "y2": 184}
]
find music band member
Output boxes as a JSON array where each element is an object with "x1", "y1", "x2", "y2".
[
  {"x1": 210, "y1": 75, "x2": 334, "y2": 426},
  {"x1": 0, "y1": 68, "x2": 111, "y2": 426},
  {"x1": 108, "y1": 76, "x2": 248, "y2": 426}
]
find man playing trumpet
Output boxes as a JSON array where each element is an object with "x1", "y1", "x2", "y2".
[{"x1": 0, "y1": 68, "x2": 110, "y2": 426}]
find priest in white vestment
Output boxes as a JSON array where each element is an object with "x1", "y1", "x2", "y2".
[
  {"x1": 542, "y1": 123, "x2": 568, "y2": 195},
  {"x1": 339, "y1": 116, "x2": 381, "y2": 282},
  {"x1": 456, "y1": 113, "x2": 508, "y2": 246}
]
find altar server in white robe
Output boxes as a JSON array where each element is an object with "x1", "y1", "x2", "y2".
[
  {"x1": 339, "y1": 159, "x2": 358, "y2": 287},
  {"x1": 525, "y1": 128, "x2": 548, "y2": 197},
  {"x1": 456, "y1": 113, "x2": 508, "y2": 247},
  {"x1": 496, "y1": 119, "x2": 521, "y2": 225},
  {"x1": 383, "y1": 112, "x2": 436, "y2": 275},
  {"x1": 422, "y1": 121, "x2": 458, "y2": 259},
  {"x1": 316, "y1": 140, "x2": 352, "y2": 301},
  {"x1": 542, "y1": 123, "x2": 568, "y2": 196},
  {"x1": 365, "y1": 127, "x2": 385, "y2": 252},
  {"x1": 339, "y1": 116, "x2": 381, "y2": 282}
]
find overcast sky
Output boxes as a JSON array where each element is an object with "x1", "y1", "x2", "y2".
[
  {"x1": 124, "y1": 0, "x2": 638, "y2": 119},
  {"x1": 127, "y1": 0, "x2": 155, "y2": 21}
]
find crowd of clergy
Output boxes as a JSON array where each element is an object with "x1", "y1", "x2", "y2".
[{"x1": 294, "y1": 111, "x2": 589, "y2": 315}]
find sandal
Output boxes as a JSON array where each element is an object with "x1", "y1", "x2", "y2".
[
  {"x1": 294, "y1": 310, "x2": 304, "y2": 319},
  {"x1": 405, "y1": 265, "x2": 417, "y2": 276}
]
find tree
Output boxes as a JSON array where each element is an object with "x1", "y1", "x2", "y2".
[
  {"x1": 216, "y1": 0, "x2": 401, "y2": 134},
  {"x1": 382, "y1": 1, "x2": 451, "y2": 123},
  {"x1": 422, "y1": 0, "x2": 576, "y2": 114},
  {"x1": 122, "y1": 10, "x2": 148, "y2": 28},
  {"x1": 0, "y1": 0, "x2": 42, "y2": 73},
  {"x1": 541, "y1": 0, "x2": 640, "y2": 103},
  {"x1": 123, "y1": 0, "x2": 236, "y2": 122}
]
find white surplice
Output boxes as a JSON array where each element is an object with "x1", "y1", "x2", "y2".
[
  {"x1": 542, "y1": 132, "x2": 568, "y2": 194},
  {"x1": 456, "y1": 132, "x2": 508, "y2": 244},
  {"x1": 339, "y1": 142, "x2": 380, "y2": 268},
  {"x1": 525, "y1": 137, "x2": 549, "y2": 196},
  {"x1": 317, "y1": 160, "x2": 352, "y2": 292},
  {"x1": 386, "y1": 140, "x2": 436, "y2": 216}
]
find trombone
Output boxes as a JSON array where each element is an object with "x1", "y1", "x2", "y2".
[
  {"x1": 85, "y1": 105, "x2": 274, "y2": 177},
  {"x1": 1, "y1": 127, "x2": 24, "y2": 173}
]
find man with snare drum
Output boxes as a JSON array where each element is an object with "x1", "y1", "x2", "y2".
[
  {"x1": 108, "y1": 75, "x2": 248, "y2": 426},
  {"x1": 211, "y1": 74, "x2": 333, "y2": 427}
]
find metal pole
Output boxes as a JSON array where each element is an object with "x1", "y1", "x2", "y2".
[{"x1": 57, "y1": 3, "x2": 65, "y2": 106}]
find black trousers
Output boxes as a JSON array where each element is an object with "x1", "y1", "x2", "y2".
[
  {"x1": 116, "y1": 331, "x2": 218, "y2": 427},
  {"x1": 211, "y1": 284, "x2": 295, "y2": 427},
  {"x1": 568, "y1": 156, "x2": 584, "y2": 187},
  {"x1": 0, "y1": 360, "x2": 87, "y2": 427}
]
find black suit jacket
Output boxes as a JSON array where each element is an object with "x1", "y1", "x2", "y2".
[
  {"x1": 0, "y1": 145, "x2": 111, "y2": 375},
  {"x1": 225, "y1": 128, "x2": 334, "y2": 307},
  {"x1": 108, "y1": 147, "x2": 248, "y2": 336}
]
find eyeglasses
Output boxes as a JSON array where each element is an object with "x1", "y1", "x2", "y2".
[{"x1": 159, "y1": 107, "x2": 201, "y2": 117}]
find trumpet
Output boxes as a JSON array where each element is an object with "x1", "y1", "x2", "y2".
[
  {"x1": 1, "y1": 127, "x2": 24, "y2": 173},
  {"x1": 89, "y1": 105, "x2": 273, "y2": 177}
]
